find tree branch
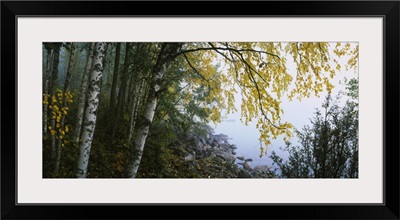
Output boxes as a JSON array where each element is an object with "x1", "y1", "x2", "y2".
[
  {"x1": 246, "y1": 68, "x2": 286, "y2": 130},
  {"x1": 172, "y1": 43, "x2": 281, "y2": 60},
  {"x1": 183, "y1": 53, "x2": 210, "y2": 82},
  {"x1": 207, "y1": 42, "x2": 233, "y2": 62}
]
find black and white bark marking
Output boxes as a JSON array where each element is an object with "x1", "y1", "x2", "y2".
[
  {"x1": 76, "y1": 42, "x2": 107, "y2": 178},
  {"x1": 126, "y1": 43, "x2": 183, "y2": 178},
  {"x1": 74, "y1": 42, "x2": 95, "y2": 143}
]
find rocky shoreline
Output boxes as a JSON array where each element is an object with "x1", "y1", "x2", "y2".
[{"x1": 176, "y1": 123, "x2": 276, "y2": 178}]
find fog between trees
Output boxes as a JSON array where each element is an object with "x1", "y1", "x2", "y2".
[{"x1": 42, "y1": 42, "x2": 358, "y2": 178}]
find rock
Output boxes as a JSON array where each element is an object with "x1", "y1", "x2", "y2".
[
  {"x1": 213, "y1": 134, "x2": 229, "y2": 141},
  {"x1": 211, "y1": 139, "x2": 219, "y2": 147},
  {"x1": 200, "y1": 138, "x2": 207, "y2": 145},
  {"x1": 184, "y1": 154, "x2": 195, "y2": 161},
  {"x1": 215, "y1": 151, "x2": 236, "y2": 164},
  {"x1": 209, "y1": 152, "x2": 216, "y2": 158},
  {"x1": 237, "y1": 162, "x2": 244, "y2": 165},
  {"x1": 220, "y1": 143, "x2": 231, "y2": 151},
  {"x1": 251, "y1": 165, "x2": 276, "y2": 178},
  {"x1": 243, "y1": 162, "x2": 252, "y2": 171},
  {"x1": 212, "y1": 134, "x2": 229, "y2": 145},
  {"x1": 244, "y1": 158, "x2": 253, "y2": 162},
  {"x1": 238, "y1": 169, "x2": 252, "y2": 178},
  {"x1": 203, "y1": 144, "x2": 212, "y2": 151},
  {"x1": 195, "y1": 139, "x2": 204, "y2": 148},
  {"x1": 236, "y1": 156, "x2": 245, "y2": 161},
  {"x1": 252, "y1": 165, "x2": 270, "y2": 173},
  {"x1": 177, "y1": 123, "x2": 244, "y2": 177},
  {"x1": 189, "y1": 139, "x2": 204, "y2": 155}
]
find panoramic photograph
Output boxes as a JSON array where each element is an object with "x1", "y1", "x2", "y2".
[{"x1": 42, "y1": 42, "x2": 359, "y2": 178}]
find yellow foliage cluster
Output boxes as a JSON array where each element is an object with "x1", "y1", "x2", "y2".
[
  {"x1": 44, "y1": 88, "x2": 74, "y2": 148},
  {"x1": 180, "y1": 42, "x2": 358, "y2": 151},
  {"x1": 42, "y1": 94, "x2": 50, "y2": 105},
  {"x1": 179, "y1": 47, "x2": 234, "y2": 124}
]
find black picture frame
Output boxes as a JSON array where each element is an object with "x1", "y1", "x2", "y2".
[{"x1": 1, "y1": 1, "x2": 399, "y2": 219}]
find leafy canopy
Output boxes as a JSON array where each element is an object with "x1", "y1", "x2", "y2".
[{"x1": 177, "y1": 42, "x2": 358, "y2": 148}]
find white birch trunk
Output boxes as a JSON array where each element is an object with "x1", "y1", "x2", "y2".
[
  {"x1": 126, "y1": 65, "x2": 165, "y2": 178},
  {"x1": 76, "y1": 42, "x2": 107, "y2": 178},
  {"x1": 126, "y1": 43, "x2": 182, "y2": 178},
  {"x1": 74, "y1": 42, "x2": 95, "y2": 143},
  {"x1": 127, "y1": 78, "x2": 145, "y2": 144}
]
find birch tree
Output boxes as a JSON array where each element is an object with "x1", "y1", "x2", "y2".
[
  {"x1": 125, "y1": 42, "x2": 357, "y2": 178},
  {"x1": 175, "y1": 42, "x2": 358, "y2": 148},
  {"x1": 76, "y1": 42, "x2": 107, "y2": 178},
  {"x1": 126, "y1": 43, "x2": 153, "y2": 144},
  {"x1": 126, "y1": 43, "x2": 183, "y2": 178},
  {"x1": 74, "y1": 42, "x2": 95, "y2": 143},
  {"x1": 127, "y1": 76, "x2": 147, "y2": 144},
  {"x1": 41, "y1": 41, "x2": 358, "y2": 178}
]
